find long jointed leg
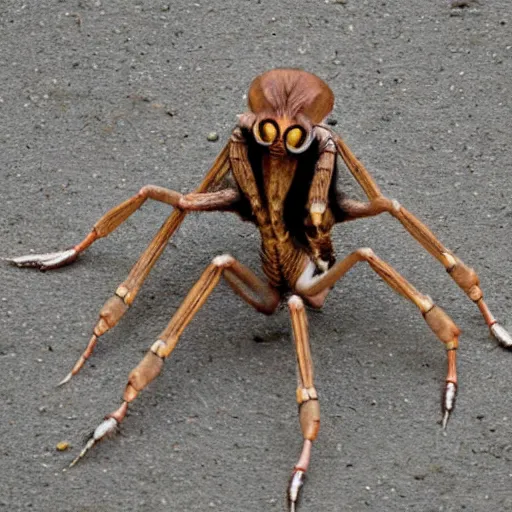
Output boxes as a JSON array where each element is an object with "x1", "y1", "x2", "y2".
[
  {"x1": 287, "y1": 296, "x2": 320, "y2": 512},
  {"x1": 58, "y1": 189, "x2": 239, "y2": 386},
  {"x1": 297, "y1": 248, "x2": 460, "y2": 428},
  {"x1": 69, "y1": 255, "x2": 279, "y2": 467},
  {"x1": 6, "y1": 185, "x2": 182, "y2": 270},
  {"x1": 57, "y1": 208, "x2": 186, "y2": 386},
  {"x1": 331, "y1": 132, "x2": 511, "y2": 348},
  {"x1": 6, "y1": 142, "x2": 230, "y2": 270},
  {"x1": 37, "y1": 146, "x2": 233, "y2": 385}
]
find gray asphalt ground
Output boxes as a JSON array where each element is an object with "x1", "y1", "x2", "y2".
[{"x1": 1, "y1": 1, "x2": 512, "y2": 511}]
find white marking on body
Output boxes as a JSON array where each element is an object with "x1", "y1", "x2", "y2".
[
  {"x1": 317, "y1": 259, "x2": 329, "y2": 272},
  {"x1": 295, "y1": 261, "x2": 319, "y2": 293},
  {"x1": 295, "y1": 259, "x2": 329, "y2": 295},
  {"x1": 310, "y1": 202, "x2": 326, "y2": 215}
]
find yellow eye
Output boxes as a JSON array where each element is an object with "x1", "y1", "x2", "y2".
[
  {"x1": 286, "y1": 127, "x2": 305, "y2": 148},
  {"x1": 260, "y1": 121, "x2": 277, "y2": 143}
]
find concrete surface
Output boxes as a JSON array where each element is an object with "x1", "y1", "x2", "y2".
[{"x1": 1, "y1": 1, "x2": 511, "y2": 511}]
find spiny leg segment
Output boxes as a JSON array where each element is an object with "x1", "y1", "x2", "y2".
[
  {"x1": 297, "y1": 247, "x2": 461, "y2": 427},
  {"x1": 287, "y1": 296, "x2": 320, "y2": 512},
  {"x1": 70, "y1": 254, "x2": 279, "y2": 466},
  {"x1": 331, "y1": 131, "x2": 511, "y2": 348}
]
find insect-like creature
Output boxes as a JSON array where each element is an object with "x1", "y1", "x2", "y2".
[{"x1": 6, "y1": 69, "x2": 511, "y2": 510}]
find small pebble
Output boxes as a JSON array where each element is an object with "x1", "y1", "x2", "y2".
[
  {"x1": 207, "y1": 132, "x2": 219, "y2": 142},
  {"x1": 326, "y1": 117, "x2": 338, "y2": 126},
  {"x1": 56, "y1": 441, "x2": 70, "y2": 451}
]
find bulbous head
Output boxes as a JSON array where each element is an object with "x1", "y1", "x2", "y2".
[{"x1": 247, "y1": 69, "x2": 334, "y2": 155}]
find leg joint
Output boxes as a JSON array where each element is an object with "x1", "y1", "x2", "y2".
[
  {"x1": 424, "y1": 305, "x2": 461, "y2": 346},
  {"x1": 288, "y1": 295, "x2": 305, "y2": 311},
  {"x1": 299, "y1": 398, "x2": 320, "y2": 441},
  {"x1": 296, "y1": 386, "x2": 318, "y2": 405},
  {"x1": 150, "y1": 339, "x2": 167, "y2": 358},
  {"x1": 356, "y1": 247, "x2": 375, "y2": 260},
  {"x1": 446, "y1": 255, "x2": 482, "y2": 301},
  {"x1": 212, "y1": 254, "x2": 235, "y2": 268},
  {"x1": 137, "y1": 185, "x2": 151, "y2": 198}
]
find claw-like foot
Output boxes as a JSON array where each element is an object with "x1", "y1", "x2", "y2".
[
  {"x1": 441, "y1": 382, "x2": 457, "y2": 430},
  {"x1": 287, "y1": 469, "x2": 305, "y2": 512},
  {"x1": 57, "y1": 372, "x2": 73, "y2": 387},
  {"x1": 490, "y1": 323, "x2": 512, "y2": 349},
  {"x1": 3, "y1": 248, "x2": 77, "y2": 270},
  {"x1": 69, "y1": 417, "x2": 118, "y2": 468},
  {"x1": 287, "y1": 440, "x2": 312, "y2": 511},
  {"x1": 68, "y1": 401, "x2": 128, "y2": 468}
]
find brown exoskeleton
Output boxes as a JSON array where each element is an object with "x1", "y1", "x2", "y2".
[{"x1": 6, "y1": 69, "x2": 512, "y2": 511}]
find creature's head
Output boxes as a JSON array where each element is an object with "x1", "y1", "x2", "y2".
[{"x1": 247, "y1": 69, "x2": 334, "y2": 155}]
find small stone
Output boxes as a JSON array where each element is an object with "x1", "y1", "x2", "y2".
[
  {"x1": 56, "y1": 441, "x2": 70, "y2": 451},
  {"x1": 326, "y1": 117, "x2": 338, "y2": 126},
  {"x1": 207, "y1": 131, "x2": 219, "y2": 142}
]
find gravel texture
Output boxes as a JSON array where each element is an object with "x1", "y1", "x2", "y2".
[{"x1": 1, "y1": 1, "x2": 511, "y2": 511}]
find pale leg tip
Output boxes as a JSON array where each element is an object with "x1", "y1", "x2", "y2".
[
  {"x1": 441, "y1": 382, "x2": 456, "y2": 430},
  {"x1": 57, "y1": 372, "x2": 73, "y2": 387},
  {"x1": 490, "y1": 323, "x2": 512, "y2": 349},
  {"x1": 68, "y1": 438, "x2": 95, "y2": 468},
  {"x1": 2, "y1": 249, "x2": 77, "y2": 270},
  {"x1": 67, "y1": 416, "x2": 118, "y2": 468},
  {"x1": 287, "y1": 470, "x2": 305, "y2": 512},
  {"x1": 441, "y1": 410, "x2": 450, "y2": 431}
]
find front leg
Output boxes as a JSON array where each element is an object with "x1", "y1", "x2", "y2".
[
  {"x1": 4, "y1": 185, "x2": 185, "y2": 271},
  {"x1": 331, "y1": 131, "x2": 511, "y2": 348},
  {"x1": 4, "y1": 143, "x2": 232, "y2": 270},
  {"x1": 387, "y1": 204, "x2": 512, "y2": 347},
  {"x1": 5, "y1": 186, "x2": 239, "y2": 270}
]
